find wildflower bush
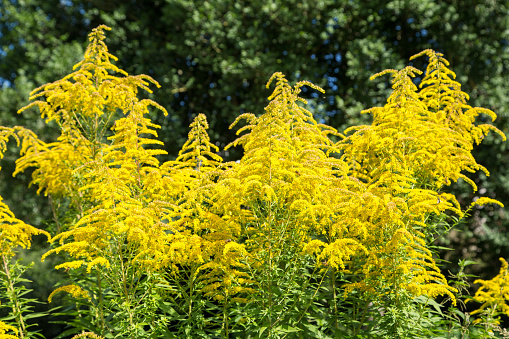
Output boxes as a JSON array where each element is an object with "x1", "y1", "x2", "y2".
[{"x1": 0, "y1": 25, "x2": 508, "y2": 339}]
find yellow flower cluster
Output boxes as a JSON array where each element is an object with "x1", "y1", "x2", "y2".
[
  {"x1": 468, "y1": 258, "x2": 509, "y2": 317},
  {"x1": 0, "y1": 128, "x2": 50, "y2": 255},
  {"x1": 0, "y1": 197, "x2": 49, "y2": 256},
  {"x1": 16, "y1": 24, "x2": 167, "y2": 203},
  {"x1": 12, "y1": 26, "x2": 504, "y2": 306},
  {"x1": 162, "y1": 113, "x2": 256, "y2": 300},
  {"x1": 48, "y1": 284, "x2": 90, "y2": 303},
  {"x1": 17, "y1": 24, "x2": 170, "y2": 275},
  {"x1": 0, "y1": 320, "x2": 19, "y2": 339},
  {"x1": 333, "y1": 50, "x2": 505, "y2": 303},
  {"x1": 14, "y1": 26, "x2": 252, "y2": 301}
]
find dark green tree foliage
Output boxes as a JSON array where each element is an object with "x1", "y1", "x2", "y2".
[{"x1": 1, "y1": 0, "x2": 508, "y2": 282}]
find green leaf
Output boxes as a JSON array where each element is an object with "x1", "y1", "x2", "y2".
[{"x1": 258, "y1": 326, "x2": 268, "y2": 337}]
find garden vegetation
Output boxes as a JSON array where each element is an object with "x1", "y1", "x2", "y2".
[{"x1": 0, "y1": 25, "x2": 508, "y2": 339}]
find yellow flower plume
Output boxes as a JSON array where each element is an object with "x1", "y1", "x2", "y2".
[
  {"x1": 48, "y1": 284, "x2": 90, "y2": 303},
  {"x1": 467, "y1": 258, "x2": 509, "y2": 317}
]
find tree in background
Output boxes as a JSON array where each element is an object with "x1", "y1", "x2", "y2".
[{"x1": 1, "y1": 0, "x2": 508, "y2": 297}]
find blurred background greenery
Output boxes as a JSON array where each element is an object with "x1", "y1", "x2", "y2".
[{"x1": 1, "y1": 0, "x2": 508, "y2": 336}]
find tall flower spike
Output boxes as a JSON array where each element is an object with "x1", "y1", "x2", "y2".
[
  {"x1": 15, "y1": 25, "x2": 167, "y2": 200},
  {"x1": 410, "y1": 49, "x2": 466, "y2": 113},
  {"x1": 162, "y1": 113, "x2": 228, "y2": 245},
  {"x1": 35, "y1": 26, "x2": 170, "y2": 274},
  {"x1": 173, "y1": 113, "x2": 223, "y2": 172},
  {"x1": 18, "y1": 24, "x2": 166, "y2": 139},
  {"x1": 337, "y1": 58, "x2": 466, "y2": 302},
  {"x1": 163, "y1": 114, "x2": 236, "y2": 265},
  {"x1": 410, "y1": 49, "x2": 506, "y2": 191},
  {"x1": 342, "y1": 66, "x2": 430, "y2": 190},
  {"x1": 223, "y1": 73, "x2": 366, "y2": 281}
]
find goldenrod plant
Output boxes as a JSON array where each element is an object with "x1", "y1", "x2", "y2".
[
  {"x1": 1, "y1": 128, "x2": 50, "y2": 339},
  {"x1": 464, "y1": 258, "x2": 509, "y2": 337},
  {"x1": 0, "y1": 25, "x2": 508, "y2": 338}
]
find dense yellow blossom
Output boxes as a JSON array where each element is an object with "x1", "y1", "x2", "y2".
[
  {"x1": 11, "y1": 24, "x2": 505, "y2": 314},
  {"x1": 330, "y1": 50, "x2": 505, "y2": 303},
  {"x1": 467, "y1": 258, "x2": 509, "y2": 317},
  {"x1": 0, "y1": 197, "x2": 50, "y2": 256},
  {"x1": 0, "y1": 128, "x2": 50, "y2": 256},
  {"x1": 221, "y1": 73, "x2": 371, "y2": 279},
  {"x1": 48, "y1": 284, "x2": 90, "y2": 303},
  {"x1": 16, "y1": 24, "x2": 167, "y2": 204},
  {"x1": 20, "y1": 25, "x2": 171, "y2": 276},
  {"x1": 161, "y1": 113, "x2": 257, "y2": 300},
  {"x1": 0, "y1": 320, "x2": 18, "y2": 339},
  {"x1": 410, "y1": 49, "x2": 505, "y2": 191}
]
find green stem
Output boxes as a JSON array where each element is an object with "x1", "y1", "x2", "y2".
[
  {"x1": 96, "y1": 270, "x2": 105, "y2": 335},
  {"x1": 223, "y1": 296, "x2": 229, "y2": 339},
  {"x1": 332, "y1": 269, "x2": 338, "y2": 331},
  {"x1": 353, "y1": 299, "x2": 369, "y2": 337},
  {"x1": 2, "y1": 255, "x2": 26, "y2": 339},
  {"x1": 48, "y1": 194, "x2": 61, "y2": 234},
  {"x1": 293, "y1": 267, "x2": 330, "y2": 327},
  {"x1": 187, "y1": 266, "x2": 196, "y2": 319}
]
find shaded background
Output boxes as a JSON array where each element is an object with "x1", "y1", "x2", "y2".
[{"x1": 1, "y1": 0, "x2": 508, "y2": 336}]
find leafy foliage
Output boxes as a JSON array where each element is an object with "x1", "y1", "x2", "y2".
[{"x1": 0, "y1": 24, "x2": 508, "y2": 338}]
